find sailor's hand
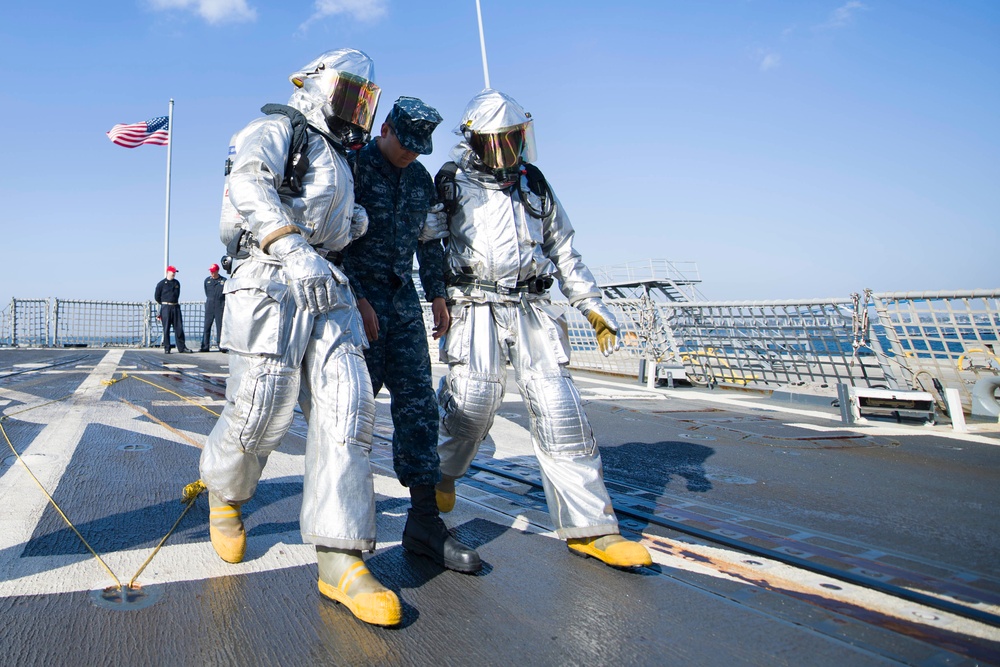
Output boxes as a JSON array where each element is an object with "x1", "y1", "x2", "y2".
[
  {"x1": 350, "y1": 204, "x2": 369, "y2": 241},
  {"x1": 431, "y1": 297, "x2": 450, "y2": 340},
  {"x1": 578, "y1": 298, "x2": 621, "y2": 356},
  {"x1": 270, "y1": 234, "x2": 337, "y2": 315},
  {"x1": 358, "y1": 298, "x2": 379, "y2": 342},
  {"x1": 418, "y1": 203, "x2": 449, "y2": 242}
]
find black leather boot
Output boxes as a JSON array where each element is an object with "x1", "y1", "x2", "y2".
[{"x1": 402, "y1": 484, "x2": 482, "y2": 573}]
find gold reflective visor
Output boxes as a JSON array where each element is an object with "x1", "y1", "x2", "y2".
[
  {"x1": 327, "y1": 72, "x2": 381, "y2": 132},
  {"x1": 469, "y1": 123, "x2": 535, "y2": 170}
]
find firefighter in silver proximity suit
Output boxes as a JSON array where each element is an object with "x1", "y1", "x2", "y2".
[
  {"x1": 431, "y1": 89, "x2": 651, "y2": 569},
  {"x1": 199, "y1": 48, "x2": 402, "y2": 627}
]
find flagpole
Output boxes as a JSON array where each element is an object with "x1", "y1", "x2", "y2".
[
  {"x1": 475, "y1": 0, "x2": 491, "y2": 88},
  {"x1": 164, "y1": 99, "x2": 174, "y2": 271}
]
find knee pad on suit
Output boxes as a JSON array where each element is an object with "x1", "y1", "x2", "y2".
[
  {"x1": 523, "y1": 374, "x2": 595, "y2": 457},
  {"x1": 232, "y1": 365, "x2": 301, "y2": 456},
  {"x1": 439, "y1": 372, "x2": 504, "y2": 444}
]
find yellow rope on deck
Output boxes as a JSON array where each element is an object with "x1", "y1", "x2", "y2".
[
  {"x1": 0, "y1": 365, "x2": 220, "y2": 591},
  {"x1": 127, "y1": 479, "x2": 206, "y2": 588},
  {"x1": 0, "y1": 420, "x2": 123, "y2": 590},
  {"x1": 1, "y1": 393, "x2": 76, "y2": 420},
  {"x1": 110, "y1": 372, "x2": 222, "y2": 417}
]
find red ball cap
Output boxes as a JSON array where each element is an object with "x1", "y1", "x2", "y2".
[
  {"x1": 209, "y1": 263, "x2": 220, "y2": 272},
  {"x1": 166, "y1": 266, "x2": 178, "y2": 273}
]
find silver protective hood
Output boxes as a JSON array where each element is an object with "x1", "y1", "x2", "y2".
[
  {"x1": 456, "y1": 89, "x2": 537, "y2": 171},
  {"x1": 457, "y1": 88, "x2": 530, "y2": 133},
  {"x1": 289, "y1": 48, "x2": 376, "y2": 89},
  {"x1": 286, "y1": 48, "x2": 378, "y2": 130}
]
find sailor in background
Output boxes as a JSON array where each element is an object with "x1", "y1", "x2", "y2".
[
  {"x1": 342, "y1": 97, "x2": 481, "y2": 574},
  {"x1": 154, "y1": 265, "x2": 192, "y2": 354},
  {"x1": 199, "y1": 263, "x2": 226, "y2": 352},
  {"x1": 430, "y1": 89, "x2": 652, "y2": 569},
  {"x1": 198, "y1": 48, "x2": 402, "y2": 626}
]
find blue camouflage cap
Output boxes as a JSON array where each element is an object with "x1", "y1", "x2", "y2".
[{"x1": 387, "y1": 96, "x2": 443, "y2": 155}]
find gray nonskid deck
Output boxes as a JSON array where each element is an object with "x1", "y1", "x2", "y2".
[{"x1": 0, "y1": 349, "x2": 997, "y2": 666}]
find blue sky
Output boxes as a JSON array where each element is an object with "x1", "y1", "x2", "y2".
[{"x1": 0, "y1": 0, "x2": 997, "y2": 306}]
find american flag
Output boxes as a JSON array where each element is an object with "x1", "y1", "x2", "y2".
[{"x1": 106, "y1": 116, "x2": 170, "y2": 148}]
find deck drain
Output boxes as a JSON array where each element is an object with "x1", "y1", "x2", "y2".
[
  {"x1": 90, "y1": 583, "x2": 162, "y2": 611},
  {"x1": 678, "y1": 433, "x2": 716, "y2": 441},
  {"x1": 117, "y1": 443, "x2": 152, "y2": 452}
]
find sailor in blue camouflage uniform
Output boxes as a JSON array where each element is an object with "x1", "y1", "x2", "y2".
[{"x1": 342, "y1": 97, "x2": 481, "y2": 573}]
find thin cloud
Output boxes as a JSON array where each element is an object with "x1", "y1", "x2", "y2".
[
  {"x1": 759, "y1": 52, "x2": 781, "y2": 72},
  {"x1": 149, "y1": 0, "x2": 257, "y2": 24},
  {"x1": 821, "y1": 1, "x2": 867, "y2": 29},
  {"x1": 300, "y1": 0, "x2": 388, "y2": 30}
]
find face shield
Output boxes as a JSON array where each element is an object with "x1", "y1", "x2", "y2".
[
  {"x1": 314, "y1": 69, "x2": 381, "y2": 133},
  {"x1": 289, "y1": 49, "x2": 380, "y2": 149},
  {"x1": 467, "y1": 121, "x2": 537, "y2": 170}
]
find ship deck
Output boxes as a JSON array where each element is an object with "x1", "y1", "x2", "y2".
[{"x1": 0, "y1": 348, "x2": 998, "y2": 666}]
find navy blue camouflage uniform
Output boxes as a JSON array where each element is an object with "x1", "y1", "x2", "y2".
[{"x1": 342, "y1": 130, "x2": 446, "y2": 488}]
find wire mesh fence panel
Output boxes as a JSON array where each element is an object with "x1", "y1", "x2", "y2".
[
  {"x1": 871, "y1": 289, "x2": 1000, "y2": 410},
  {"x1": 654, "y1": 299, "x2": 892, "y2": 390},
  {"x1": 54, "y1": 300, "x2": 150, "y2": 347},
  {"x1": 4, "y1": 299, "x2": 50, "y2": 347}
]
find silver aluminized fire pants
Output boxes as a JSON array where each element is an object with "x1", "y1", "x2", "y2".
[
  {"x1": 437, "y1": 299, "x2": 619, "y2": 540},
  {"x1": 199, "y1": 257, "x2": 377, "y2": 551}
]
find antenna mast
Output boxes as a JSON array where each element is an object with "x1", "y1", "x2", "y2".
[{"x1": 475, "y1": 0, "x2": 491, "y2": 88}]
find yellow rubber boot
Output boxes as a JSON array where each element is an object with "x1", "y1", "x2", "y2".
[
  {"x1": 317, "y1": 547, "x2": 402, "y2": 627},
  {"x1": 208, "y1": 492, "x2": 246, "y2": 564},
  {"x1": 567, "y1": 534, "x2": 652, "y2": 568},
  {"x1": 435, "y1": 475, "x2": 457, "y2": 513}
]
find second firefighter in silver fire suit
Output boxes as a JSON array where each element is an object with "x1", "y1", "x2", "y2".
[
  {"x1": 199, "y1": 48, "x2": 402, "y2": 626},
  {"x1": 431, "y1": 89, "x2": 651, "y2": 569}
]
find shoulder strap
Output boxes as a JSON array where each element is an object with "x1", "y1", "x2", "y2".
[
  {"x1": 522, "y1": 162, "x2": 548, "y2": 198},
  {"x1": 434, "y1": 161, "x2": 461, "y2": 215},
  {"x1": 260, "y1": 104, "x2": 310, "y2": 195}
]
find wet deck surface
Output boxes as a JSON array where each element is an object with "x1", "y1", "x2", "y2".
[{"x1": 0, "y1": 349, "x2": 998, "y2": 666}]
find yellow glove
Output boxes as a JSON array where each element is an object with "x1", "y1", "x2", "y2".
[{"x1": 586, "y1": 310, "x2": 618, "y2": 356}]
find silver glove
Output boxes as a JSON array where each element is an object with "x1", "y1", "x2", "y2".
[
  {"x1": 577, "y1": 297, "x2": 621, "y2": 356},
  {"x1": 269, "y1": 234, "x2": 340, "y2": 314},
  {"x1": 350, "y1": 204, "x2": 369, "y2": 242},
  {"x1": 418, "y1": 203, "x2": 450, "y2": 242}
]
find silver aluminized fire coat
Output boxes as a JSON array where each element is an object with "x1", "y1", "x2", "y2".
[
  {"x1": 437, "y1": 139, "x2": 620, "y2": 540},
  {"x1": 200, "y1": 49, "x2": 378, "y2": 551}
]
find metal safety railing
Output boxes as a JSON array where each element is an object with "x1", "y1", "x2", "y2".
[
  {"x1": 869, "y1": 289, "x2": 1000, "y2": 411},
  {"x1": 648, "y1": 297, "x2": 894, "y2": 390},
  {"x1": 4, "y1": 289, "x2": 998, "y2": 412},
  {"x1": 1, "y1": 298, "x2": 212, "y2": 349}
]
